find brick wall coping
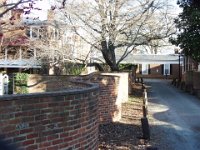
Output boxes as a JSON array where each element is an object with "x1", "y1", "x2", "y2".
[{"x1": 0, "y1": 81, "x2": 99, "y2": 101}]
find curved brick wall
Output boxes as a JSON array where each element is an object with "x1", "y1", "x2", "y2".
[
  {"x1": 27, "y1": 73, "x2": 129, "y2": 124},
  {"x1": 0, "y1": 82, "x2": 99, "y2": 150},
  {"x1": 28, "y1": 73, "x2": 128, "y2": 124}
]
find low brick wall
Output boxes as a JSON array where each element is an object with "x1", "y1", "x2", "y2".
[
  {"x1": 181, "y1": 71, "x2": 200, "y2": 97},
  {"x1": 192, "y1": 72, "x2": 200, "y2": 90},
  {"x1": 27, "y1": 72, "x2": 129, "y2": 123},
  {"x1": 0, "y1": 82, "x2": 99, "y2": 150},
  {"x1": 99, "y1": 73, "x2": 128, "y2": 122},
  {"x1": 182, "y1": 71, "x2": 194, "y2": 86}
]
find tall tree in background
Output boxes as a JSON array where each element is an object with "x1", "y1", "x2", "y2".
[
  {"x1": 171, "y1": 0, "x2": 200, "y2": 61},
  {"x1": 59, "y1": 0, "x2": 176, "y2": 71}
]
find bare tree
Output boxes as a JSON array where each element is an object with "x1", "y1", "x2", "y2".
[
  {"x1": 57, "y1": 0, "x2": 176, "y2": 71},
  {"x1": 26, "y1": 18, "x2": 90, "y2": 75}
]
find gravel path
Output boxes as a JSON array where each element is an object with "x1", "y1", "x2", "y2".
[{"x1": 145, "y1": 79, "x2": 200, "y2": 150}]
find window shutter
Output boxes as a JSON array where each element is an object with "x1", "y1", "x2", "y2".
[
  {"x1": 148, "y1": 64, "x2": 151, "y2": 74},
  {"x1": 139, "y1": 64, "x2": 142, "y2": 74},
  {"x1": 161, "y1": 64, "x2": 164, "y2": 75},
  {"x1": 170, "y1": 64, "x2": 172, "y2": 75}
]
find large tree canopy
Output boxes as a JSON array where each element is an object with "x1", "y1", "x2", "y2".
[
  {"x1": 58, "y1": 0, "x2": 176, "y2": 71},
  {"x1": 171, "y1": 0, "x2": 200, "y2": 61}
]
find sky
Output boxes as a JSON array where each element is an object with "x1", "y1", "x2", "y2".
[
  {"x1": 22, "y1": 0, "x2": 51, "y2": 21},
  {"x1": 22, "y1": 0, "x2": 182, "y2": 21}
]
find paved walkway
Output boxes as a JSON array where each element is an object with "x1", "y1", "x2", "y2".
[{"x1": 145, "y1": 79, "x2": 200, "y2": 150}]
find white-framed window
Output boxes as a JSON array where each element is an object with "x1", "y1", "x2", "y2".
[
  {"x1": 142, "y1": 64, "x2": 149, "y2": 75},
  {"x1": 164, "y1": 64, "x2": 170, "y2": 75}
]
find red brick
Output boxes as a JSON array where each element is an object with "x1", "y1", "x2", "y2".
[
  {"x1": 63, "y1": 137, "x2": 73, "y2": 142},
  {"x1": 52, "y1": 139, "x2": 63, "y2": 145},
  {"x1": 14, "y1": 136, "x2": 26, "y2": 142},
  {"x1": 47, "y1": 146, "x2": 59, "y2": 150},
  {"x1": 39, "y1": 141, "x2": 51, "y2": 148},
  {"x1": 35, "y1": 114, "x2": 47, "y2": 121},
  {"x1": 6, "y1": 131, "x2": 20, "y2": 137},
  {"x1": 59, "y1": 133, "x2": 69, "y2": 138},
  {"x1": 40, "y1": 108, "x2": 53, "y2": 114},
  {"x1": 36, "y1": 137, "x2": 47, "y2": 143},
  {"x1": 27, "y1": 133, "x2": 38, "y2": 139},
  {"x1": 27, "y1": 110, "x2": 40, "y2": 116},
  {"x1": 9, "y1": 118, "x2": 21, "y2": 124},
  {"x1": 21, "y1": 116, "x2": 34, "y2": 122},
  {"x1": 0, "y1": 101, "x2": 13, "y2": 106},
  {"x1": 22, "y1": 105, "x2": 35, "y2": 111},
  {"x1": 70, "y1": 130, "x2": 79, "y2": 135},
  {"x1": 59, "y1": 143, "x2": 69, "y2": 149},
  {"x1": 20, "y1": 128, "x2": 33, "y2": 134},
  {"x1": 62, "y1": 101, "x2": 70, "y2": 106},
  {"x1": 34, "y1": 103, "x2": 48, "y2": 108},
  {"x1": 26, "y1": 144, "x2": 38, "y2": 150},
  {"x1": 47, "y1": 134, "x2": 59, "y2": 141},
  {"x1": 2, "y1": 125, "x2": 16, "y2": 133},
  {"x1": 22, "y1": 139, "x2": 35, "y2": 146}
]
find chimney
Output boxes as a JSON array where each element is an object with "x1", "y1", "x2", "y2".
[
  {"x1": 10, "y1": 9, "x2": 24, "y2": 25},
  {"x1": 47, "y1": 10, "x2": 55, "y2": 21},
  {"x1": 174, "y1": 48, "x2": 179, "y2": 54}
]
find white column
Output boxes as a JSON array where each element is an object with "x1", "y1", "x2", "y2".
[
  {"x1": 30, "y1": 26, "x2": 33, "y2": 38},
  {"x1": 0, "y1": 74, "x2": 4, "y2": 95},
  {"x1": 34, "y1": 48, "x2": 36, "y2": 59}
]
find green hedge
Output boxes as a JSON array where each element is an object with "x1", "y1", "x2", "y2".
[{"x1": 14, "y1": 73, "x2": 29, "y2": 94}]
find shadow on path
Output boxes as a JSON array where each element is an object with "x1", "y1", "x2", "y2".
[{"x1": 145, "y1": 79, "x2": 200, "y2": 150}]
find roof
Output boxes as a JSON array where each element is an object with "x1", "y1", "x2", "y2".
[
  {"x1": 0, "y1": 59, "x2": 41, "y2": 68},
  {"x1": 92, "y1": 54, "x2": 184, "y2": 64},
  {"x1": 1, "y1": 35, "x2": 29, "y2": 46}
]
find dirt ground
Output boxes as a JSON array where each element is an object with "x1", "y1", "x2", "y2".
[{"x1": 99, "y1": 84, "x2": 148, "y2": 150}]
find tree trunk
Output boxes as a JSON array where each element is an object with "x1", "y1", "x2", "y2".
[{"x1": 101, "y1": 40, "x2": 119, "y2": 71}]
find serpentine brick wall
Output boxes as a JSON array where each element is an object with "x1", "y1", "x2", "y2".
[
  {"x1": 0, "y1": 82, "x2": 99, "y2": 150},
  {"x1": 27, "y1": 72, "x2": 129, "y2": 123}
]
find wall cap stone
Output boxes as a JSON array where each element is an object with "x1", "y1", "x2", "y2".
[{"x1": 0, "y1": 81, "x2": 99, "y2": 101}]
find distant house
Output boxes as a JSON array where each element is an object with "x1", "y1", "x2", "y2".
[
  {"x1": 92, "y1": 54, "x2": 184, "y2": 79},
  {"x1": 0, "y1": 9, "x2": 90, "y2": 75},
  {"x1": 0, "y1": 9, "x2": 41, "y2": 74},
  {"x1": 123, "y1": 54, "x2": 184, "y2": 79}
]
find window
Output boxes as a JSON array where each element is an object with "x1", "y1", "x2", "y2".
[
  {"x1": 164, "y1": 64, "x2": 170, "y2": 75},
  {"x1": 142, "y1": 64, "x2": 149, "y2": 75}
]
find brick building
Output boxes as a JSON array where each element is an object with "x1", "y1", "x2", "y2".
[
  {"x1": 0, "y1": 8, "x2": 90, "y2": 74},
  {"x1": 130, "y1": 54, "x2": 184, "y2": 79},
  {"x1": 92, "y1": 54, "x2": 184, "y2": 79}
]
